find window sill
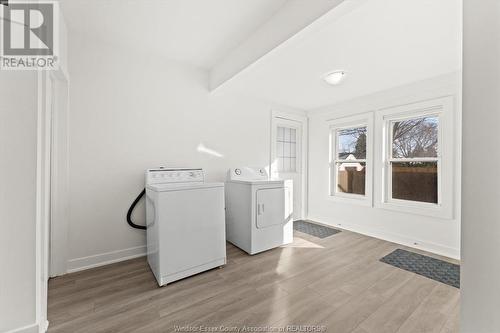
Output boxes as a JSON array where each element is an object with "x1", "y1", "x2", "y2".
[
  {"x1": 375, "y1": 200, "x2": 453, "y2": 219},
  {"x1": 327, "y1": 194, "x2": 373, "y2": 207}
]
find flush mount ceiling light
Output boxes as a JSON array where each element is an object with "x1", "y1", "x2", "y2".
[{"x1": 323, "y1": 70, "x2": 346, "y2": 85}]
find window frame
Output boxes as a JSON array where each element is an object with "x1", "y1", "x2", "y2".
[
  {"x1": 328, "y1": 113, "x2": 373, "y2": 206},
  {"x1": 375, "y1": 97, "x2": 455, "y2": 219},
  {"x1": 387, "y1": 112, "x2": 442, "y2": 207},
  {"x1": 332, "y1": 125, "x2": 368, "y2": 198}
]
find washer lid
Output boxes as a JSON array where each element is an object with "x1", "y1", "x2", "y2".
[{"x1": 147, "y1": 182, "x2": 224, "y2": 192}]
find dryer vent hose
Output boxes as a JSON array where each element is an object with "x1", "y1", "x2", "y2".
[{"x1": 127, "y1": 189, "x2": 147, "y2": 230}]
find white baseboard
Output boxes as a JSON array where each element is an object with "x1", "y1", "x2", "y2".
[
  {"x1": 66, "y1": 245, "x2": 146, "y2": 273},
  {"x1": 307, "y1": 216, "x2": 460, "y2": 260},
  {"x1": 4, "y1": 323, "x2": 40, "y2": 333}
]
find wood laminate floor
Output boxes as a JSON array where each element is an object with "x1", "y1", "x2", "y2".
[{"x1": 48, "y1": 228, "x2": 460, "y2": 333}]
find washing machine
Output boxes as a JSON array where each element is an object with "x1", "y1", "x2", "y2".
[
  {"x1": 225, "y1": 167, "x2": 293, "y2": 255},
  {"x1": 145, "y1": 168, "x2": 226, "y2": 286}
]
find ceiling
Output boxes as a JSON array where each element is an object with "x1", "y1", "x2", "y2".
[
  {"x1": 220, "y1": 0, "x2": 462, "y2": 110},
  {"x1": 60, "y1": 0, "x2": 288, "y2": 69},
  {"x1": 60, "y1": 0, "x2": 461, "y2": 110}
]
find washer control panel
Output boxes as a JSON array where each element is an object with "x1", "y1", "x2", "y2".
[{"x1": 146, "y1": 168, "x2": 204, "y2": 185}]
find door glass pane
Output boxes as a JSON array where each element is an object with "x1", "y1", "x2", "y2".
[
  {"x1": 391, "y1": 162, "x2": 438, "y2": 203},
  {"x1": 290, "y1": 143, "x2": 296, "y2": 157},
  {"x1": 284, "y1": 157, "x2": 290, "y2": 172},
  {"x1": 276, "y1": 142, "x2": 284, "y2": 158},
  {"x1": 392, "y1": 116, "x2": 438, "y2": 158},
  {"x1": 337, "y1": 162, "x2": 366, "y2": 195},
  {"x1": 337, "y1": 127, "x2": 367, "y2": 160},
  {"x1": 277, "y1": 127, "x2": 284, "y2": 141},
  {"x1": 284, "y1": 142, "x2": 291, "y2": 157},
  {"x1": 277, "y1": 158, "x2": 284, "y2": 172},
  {"x1": 284, "y1": 127, "x2": 290, "y2": 142},
  {"x1": 277, "y1": 126, "x2": 298, "y2": 173}
]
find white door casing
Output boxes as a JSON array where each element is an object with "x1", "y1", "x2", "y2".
[
  {"x1": 48, "y1": 72, "x2": 70, "y2": 278},
  {"x1": 36, "y1": 71, "x2": 53, "y2": 333},
  {"x1": 35, "y1": 69, "x2": 70, "y2": 333}
]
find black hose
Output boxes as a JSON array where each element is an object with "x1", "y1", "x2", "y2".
[{"x1": 127, "y1": 189, "x2": 146, "y2": 230}]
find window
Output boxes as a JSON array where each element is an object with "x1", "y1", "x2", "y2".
[
  {"x1": 329, "y1": 113, "x2": 373, "y2": 205},
  {"x1": 374, "y1": 97, "x2": 454, "y2": 219},
  {"x1": 276, "y1": 126, "x2": 297, "y2": 172},
  {"x1": 334, "y1": 126, "x2": 367, "y2": 196},
  {"x1": 389, "y1": 116, "x2": 439, "y2": 204},
  {"x1": 325, "y1": 98, "x2": 452, "y2": 216}
]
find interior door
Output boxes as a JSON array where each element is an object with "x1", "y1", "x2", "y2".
[
  {"x1": 256, "y1": 188, "x2": 285, "y2": 229},
  {"x1": 271, "y1": 114, "x2": 307, "y2": 220}
]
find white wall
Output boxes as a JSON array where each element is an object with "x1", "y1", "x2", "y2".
[
  {"x1": 307, "y1": 73, "x2": 461, "y2": 259},
  {"x1": 66, "y1": 33, "x2": 303, "y2": 272},
  {"x1": 461, "y1": 1, "x2": 500, "y2": 331},
  {"x1": 0, "y1": 72, "x2": 39, "y2": 333},
  {"x1": 57, "y1": 4, "x2": 69, "y2": 78}
]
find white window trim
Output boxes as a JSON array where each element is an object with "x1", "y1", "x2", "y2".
[
  {"x1": 328, "y1": 112, "x2": 374, "y2": 206},
  {"x1": 374, "y1": 96, "x2": 455, "y2": 219}
]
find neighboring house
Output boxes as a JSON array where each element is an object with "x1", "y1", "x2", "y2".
[{"x1": 338, "y1": 153, "x2": 365, "y2": 171}]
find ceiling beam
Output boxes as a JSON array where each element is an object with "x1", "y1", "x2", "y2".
[{"x1": 209, "y1": 0, "x2": 368, "y2": 92}]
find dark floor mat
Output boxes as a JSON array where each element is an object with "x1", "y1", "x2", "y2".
[
  {"x1": 380, "y1": 249, "x2": 460, "y2": 288},
  {"x1": 294, "y1": 220, "x2": 341, "y2": 239}
]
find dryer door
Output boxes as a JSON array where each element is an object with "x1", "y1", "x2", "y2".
[{"x1": 256, "y1": 188, "x2": 285, "y2": 229}]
